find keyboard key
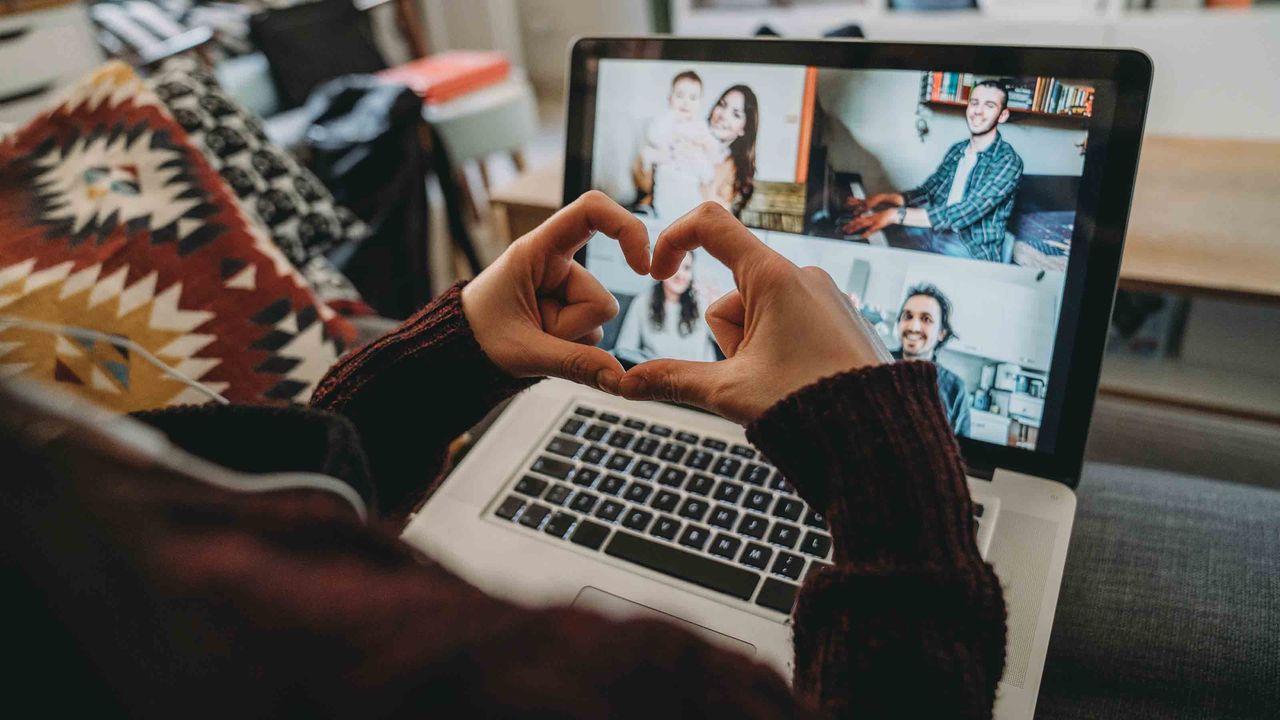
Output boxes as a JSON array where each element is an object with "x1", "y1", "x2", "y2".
[
  {"x1": 730, "y1": 444, "x2": 757, "y2": 459},
  {"x1": 572, "y1": 406, "x2": 595, "y2": 418},
  {"x1": 632, "y1": 460, "x2": 660, "y2": 480},
  {"x1": 573, "y1": 468, "x2": 601, "y2": 488},
  {"x1": 650, "y1": 515, "x2": 681, "y2": 540},
  {"x1": 605, "y1": 531, "x2": 760, "y2": 600},
  {"x1": 648, "y1": 424, "x2": 672, "y2": 437},
  {"x1": 598, "y1": 412, "x2": 621, "y2": 424},
  {"x1": 701, "y1": 438, "x2": 728, "y2": 452},
  {"x1": 514, "y1": 476, "x2": 548, "y2": 498},
  {"x1": 740, "y1": 542, "x2": 772, "y2": 570},
  {"x1": 544, "y1": 511, "x2": 577, "y2": 538},
  {"x1": 606, "y1": 453, "x2": 634, "y2": 472},
  {"x1": 658, "y1": 443, "x2": 688, "y2": 464},
  {"x1": 570, "y1": 519, "x2": 611, "y2": 550},
  {"x1": 712, "y1": 456, "x2": 742, "y2": 478},
  {"x1": 686, "y1": 473, "x2": 715, "y2": 496},
  {"x1": 738, "y1": 513, "x2": 768, "y2": 539},
  {"x1": 545, "y1": 484, "x2": 573, "y2": 506},
  {"x1": 622, "y1": 508, "x2": 653, "y2": 532},
  {"x1": 570, "y1": 491, "x2": 599, "y2": 514},
  {"x1": 675, "y1": 431, "x2": 699, "y2": 444},
  {"x1": 657, "y1": 467, "x2": 687, "y2": 487},
  {"x1": 771, "y1": 551, "x2": 805, "y2": 580},
  {"x1": 531, "y1": 456, "x2": 573, "y2": 480},
  {"x1": 713, "y1": 481, "x2": 744, "y2": 504},
  {"x1": 755, "y1": 577, "x2": 798, "y2": 614},
  {"x1": 744, "y1": 489, "x2": 773, "y2": 513},
  {"x1": 598, "y1": 474, "x2": 627, "y2": 496},
  {"x1": 677, "y1": 497, "x2": 710, "y2": 522},
  {"x1": 768, "y1": 522, "x2": 800, "y2": 549},
  {"x1": 651, "y1": 490, "x2": 680, "y2": 513},
  {"x1": 624, "y1": 418, "x2": 647, "y2": 430},
  {"x1": 799, "y1": 531, "x2": 832, "y2": 558},
  {"x1": 595, "y1": 499, "x2": 625, "y2": 522},
  {"x1": 519, "y1": 503, "x2": 551, "y2": 529},
  {"x1": 584, "y1": 423, "x2": 609, "y2": 441},
  {"x1": 804, "y1": 508, "x2": 827, "y2": 529},
  {"x1": 633, "y1": 437, "x2": 660, "y2": 456},
  {"x1": 708, "y1": 506, "x2": 739, "y2": 530},
  {"x1": 494, "y1": 495, "x2": 525, "y2": 520},
  {"x1": 606, "y1": 431, "x2": 635, "y2": 449},
  {"x1": 769, "y1": 474, "x2": 793, "y2": 494},
  {"x1": 741, "y1": 464, "x2": 770, "y2": 486},
  {"x1": 678, "y1": 524, "x2": 711, "y2": 551},
  {"x1": 974, "y1": 502, "x2": 985, "y2": 519},
  {"x1": 581, "y1": 446, "x2": 608, "y2": 465},
  {"x1": 685, "y1": 450, "x2": 713, "y2": 470},
  {"x1": 708, "y1": 533, "x2": 741, "y2": 561},
  {"x1": 623, "y1": 482, "x2": 654, "y2": 504},
  {"x1": 773, "y1": 498, "x2": 804, "y2": 521},
  {"x1": 560, "y1": 418, "x2": 585, "y2": 436}
]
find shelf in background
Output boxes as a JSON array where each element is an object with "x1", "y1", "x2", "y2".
[
  {"x1": 1098, "y1": 354, "x2": 1280, "y2": 425},
  {"x1": 923, "y1": 99, "x2": 1089, "y2": 122}
]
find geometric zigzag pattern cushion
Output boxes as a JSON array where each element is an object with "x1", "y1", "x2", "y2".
[
  {"x1": 147, "y1": 57, "x2": 373, "y2": 315},
  {"x1": 0, "y1": 63, "x2": 355, "y2": 412}
]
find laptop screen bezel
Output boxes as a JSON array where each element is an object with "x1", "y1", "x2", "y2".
[{"x1": 565, "y1": 36, "x2": 1152, "y2": 488}]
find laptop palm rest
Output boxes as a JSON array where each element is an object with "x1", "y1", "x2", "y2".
[{"x1": 572, "y1": 586, "x2": 758, "y2": 657}]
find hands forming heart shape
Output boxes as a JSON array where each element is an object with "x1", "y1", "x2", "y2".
[{"x1": 463, "y1": 191, "x2": 892, "y2": 426}]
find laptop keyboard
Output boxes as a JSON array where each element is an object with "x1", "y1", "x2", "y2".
[{"x1": 490, "y1": 403, "x2": 986, "y2": 616}]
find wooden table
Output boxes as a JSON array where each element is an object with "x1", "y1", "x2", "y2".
[
  {"x1": 488, "y1": 137, "x2": 1280, "y2": 304},
  {"x1": 1123, "y1": 136, "x2": 1280, "y2": 304}
]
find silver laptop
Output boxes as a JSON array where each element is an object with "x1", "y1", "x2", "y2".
[{"x1": 402, "y1": 38, "x2": 1151, "y2": 719}]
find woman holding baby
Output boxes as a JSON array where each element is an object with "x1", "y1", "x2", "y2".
[{"x1": 633, "y1": 72, "x2": 760, "y2": 219}]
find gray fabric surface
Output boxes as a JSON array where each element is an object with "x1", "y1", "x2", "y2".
[{"x1": 1036, "y1": 463, "x2": 1279, "y2": 719}]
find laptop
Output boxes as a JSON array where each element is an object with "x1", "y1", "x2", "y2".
[{"x1": 402, "y1": 38, "x2": 1151, "y2": 719}]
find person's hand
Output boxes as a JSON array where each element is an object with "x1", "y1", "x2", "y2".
[
  {"x1": 845, "y1": 192, "x2": 903, "y2": 216},
  {"x1": 842, "y1": 208, "x2": 897, "y2": 237},
  {"x1": 619, "y1": 203, "x2": 891, "y2": 424},
  {"x1": 462, "y1": 191, "x2": 650, "y2": 393}
]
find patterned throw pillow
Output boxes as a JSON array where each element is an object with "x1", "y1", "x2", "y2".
[
  {"x1": 147, "y1": 57, "x2": 373, "y2": 315},
  {"x1": 0, "y1": 62, "x2": 355, "y2": 412}
]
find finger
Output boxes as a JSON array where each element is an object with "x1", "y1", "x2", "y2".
[
  {"x1": 528, "y1": 190, "x2": 650, "y2": 274},
  {"x1": 574, "y1": 327, "x2": 604, "y2": 346},
  {"x1": 540, "y1": 263, "x2": 619, "y2": 340},
  {"x1": 619, "y1": 357, "x2": 726, "y2": 412},
  {"x1": 525, "y1": 332, "x2": 626, "y2": 394},
  {"x1": 650, "y1": 202, "x2": 775, "y2": 282},
  {"x1": 704, "y1": 289, "x2": 746, "y2": 357}
]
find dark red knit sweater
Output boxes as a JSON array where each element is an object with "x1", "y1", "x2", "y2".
[{"x1": 1, "y1": 284, "x2": 1005, "y2": 718}]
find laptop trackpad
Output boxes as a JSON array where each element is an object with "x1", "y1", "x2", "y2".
[{"x1": 572, "y1": 586, "x2": 757, "y2": 656}]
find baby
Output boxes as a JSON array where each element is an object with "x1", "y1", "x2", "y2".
[{"x1": 641, "y1": 70, "x2": 721, "y2": 220}]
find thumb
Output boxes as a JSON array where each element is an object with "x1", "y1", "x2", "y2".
[
  {"x1": 619, "y1": 358, "x2": 726, "y2": 415},
  {"x1": 525, "y1": 333, "x2": 625, "y2": 394}
]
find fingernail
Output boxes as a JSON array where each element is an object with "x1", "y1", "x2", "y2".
[{"x1": 597, "y1": 369, "x2": 621, "y2": 395}]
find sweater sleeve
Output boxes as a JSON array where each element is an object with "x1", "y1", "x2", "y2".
[
  {"x1": 746, "y1": 362, "x2": 1007, "y2": 719},
  {"x1": 309, "y1": 282, "x2": 538, "y2": 514}
]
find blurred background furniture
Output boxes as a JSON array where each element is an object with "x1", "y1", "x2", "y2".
[{"x1": 0, "y1": 0, "x2": 103, "y2": 130}]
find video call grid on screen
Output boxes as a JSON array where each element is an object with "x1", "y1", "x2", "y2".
[{"x1": 585, "y1": 57, "x2": 1101, "y2": 451}]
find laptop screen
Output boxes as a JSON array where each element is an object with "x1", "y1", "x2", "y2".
[{"x1": 573, "y1": 46, "x2": 1146, "y2": 472}]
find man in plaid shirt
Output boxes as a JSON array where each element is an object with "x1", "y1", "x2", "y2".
[{"x1": 843, "y1": 80, "x2": 1024, "y2": 263}]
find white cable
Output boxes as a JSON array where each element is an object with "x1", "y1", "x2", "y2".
[
  {"x1": 0, "y1": 315, "x2": 230, "y2": 405},
  {"x1": 2, "y1": 376, "x2": 368, "y2": 524}
]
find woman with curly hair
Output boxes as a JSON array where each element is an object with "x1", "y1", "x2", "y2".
[{"x1": 613, "y1": 252, "x2": 717, "y2": 364}]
